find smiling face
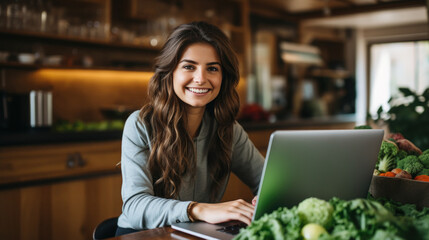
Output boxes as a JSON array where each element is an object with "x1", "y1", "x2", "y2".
[{"x1": 173, "y1": 43, "x2": 222, "y2": 111}]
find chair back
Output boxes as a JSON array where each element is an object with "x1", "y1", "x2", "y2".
[{"x1": 93, "y1": 217, "x2": 118, "y2": 240}]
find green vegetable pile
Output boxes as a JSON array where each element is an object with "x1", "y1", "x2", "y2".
[
  {"x1": 374, "y1": 138, "x2": 429, "y2": 179},
  {"x1": 54, "y1": 119, "x2": 125, "y2": 132},
  {"x1": 234, "y1": 197, "x2": 429, "y2": 240}
]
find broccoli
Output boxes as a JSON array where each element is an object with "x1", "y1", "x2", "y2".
[
  {"x1": 397, "y1": 150, "x2": 408, "y2": 160},
  {"x1": 377, "y1": 140, "x2": 399, "y2": 172},
  {"x1": 397, "y1": 155, "x2": 424, "y2": 177},
  {"x1": 419, "y1": 153, "x2": 429, "y2": 168},
  {"x1": 423, "y1": 149, "x2": 429, "y2": 155},
  {"x1": 378, "y1": 156, "x2": 396, "y2": 173},
  {"x1": 417, "y1": 168, "x2": 429, "y2": 176},
  {"x1": 379, "y1": 140, "x2": 399, "y2": 158}
]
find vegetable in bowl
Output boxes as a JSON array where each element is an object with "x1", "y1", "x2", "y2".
[
  {"x1": 417, "y1": 168, "x2": 429, "y2": 176},
  {"x1": 373, "y1": 131, "x2": 429, "y2": 182},
  {"x1": 419, "y1": 152, "x2": 429, "y2": 169},
  {"x1": 397, "y1": 155, "x2": 424, "y2": 177},
  {"x1": 376, "y1": 140, "x2": 400, "y2": 173}
]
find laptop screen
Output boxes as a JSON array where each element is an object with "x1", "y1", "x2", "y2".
[{"x1": 253, "y1": 129, "x2": 384, "y2": 220}]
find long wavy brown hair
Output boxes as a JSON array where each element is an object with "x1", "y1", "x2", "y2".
[{"x1": 139, "y1": 21, "x2": 240, "y2": 200}]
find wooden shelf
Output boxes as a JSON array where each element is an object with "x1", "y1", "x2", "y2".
[
  {"x1": 0, "y1": 29, "x2": 161, "y2": 52},
  {"x1": 0, "y1": 62, "x2": 153, "y2": 72}
]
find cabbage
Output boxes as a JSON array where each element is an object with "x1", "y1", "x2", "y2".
[{"x1": 297, "y1": 198, "x2": 333, "y2": 228}]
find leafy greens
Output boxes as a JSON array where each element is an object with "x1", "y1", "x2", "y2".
[{"x1": 234, "y1": 197, "x2": 429, "y2": 240}]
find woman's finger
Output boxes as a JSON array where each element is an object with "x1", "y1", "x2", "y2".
[
  {"x1": 225, "y1": 200, "x2": 254, "y2": 222},
  {"x1": 228, "y1": 205, "x2": 253, "y2": 220},
  {"x1": 252, "y1": 196, "x2": 258, "y2": 206},
  {"x1": 231, "y1": 199, "x2": 254, "y2": 212},
  {"x1": 232, "y1": 212, "x2": 252, "y2": 225}
]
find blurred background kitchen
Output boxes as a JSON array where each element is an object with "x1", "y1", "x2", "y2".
[{"x1": 0, "y1": 0, "x2": 428, "y2": 239}]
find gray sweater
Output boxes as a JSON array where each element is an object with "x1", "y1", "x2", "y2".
[{"x1": 117, "y1": 111, "x2": 265, "y2": 230}]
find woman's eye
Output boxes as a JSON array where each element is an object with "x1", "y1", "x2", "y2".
[
  {"x1": 183, "y1": 65, "x2": 195, "y2": 70},
  {"x1": 208, "y1": 66, "x2": 219, "y2": 72}
]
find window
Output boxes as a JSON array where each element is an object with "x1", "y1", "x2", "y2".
[{"x1": 369, "y1": 41, "x2": 429, "y2": 117}]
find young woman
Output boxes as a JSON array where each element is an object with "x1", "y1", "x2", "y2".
[{"x1": 116, "y1": 21, "x2": 264, "y2": 235}]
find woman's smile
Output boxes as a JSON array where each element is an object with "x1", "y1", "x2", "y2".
[{"x1": 187, "y1": 87, "x2": 211, "y2": 94}]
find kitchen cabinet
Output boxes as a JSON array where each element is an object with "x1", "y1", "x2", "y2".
[
  {"x1": 0, "y1": 140, "x2": 122, "y2": 240},
  {"x1": 0, "y1": 140, "x2": 121, "y2": 185},
  {"x1": 0, "y1": 174, "x2": 122, "y2": 240}
]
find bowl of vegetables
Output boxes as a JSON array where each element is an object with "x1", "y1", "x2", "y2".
[{"x1": 369, "y1": 132, "x2": 429, "y2": 209}]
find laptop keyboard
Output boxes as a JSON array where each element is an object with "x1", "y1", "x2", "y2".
[{"x1": 216, "y1": 222, "x2": 247, "y2": 235}]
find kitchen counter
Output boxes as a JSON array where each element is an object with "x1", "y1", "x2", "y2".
[
  {"x1": 241, "y1": 114, "x2": 356, "y2": 131},
  {"x1": 0, "y1": 114, "x2": 356, "y2": 146},
  {"x1": 0, "y1": 129, "x2": 122, "y2": 146}
]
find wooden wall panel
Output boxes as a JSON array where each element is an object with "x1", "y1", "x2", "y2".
[
  {"x1": 0, "y1": 188, "x2": 20, "y2": 239},
  {"x1": 22, "y1": 185, "x2": 53, "y2": 240},
  {"x1": 85, "y1": 174, "x2": 123, "y2": 238},
  {"x1": 51, "y1": 180, "x2": 87, "y2": 240}
]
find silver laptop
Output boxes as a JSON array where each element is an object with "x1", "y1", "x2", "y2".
[{"x1": 172, "y1": 129, "x2": 384, "y2": 240}]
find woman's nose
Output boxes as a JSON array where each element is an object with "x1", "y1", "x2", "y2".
[{"x1": 193, "y1": 69, "x2": 206, "y2": 85}]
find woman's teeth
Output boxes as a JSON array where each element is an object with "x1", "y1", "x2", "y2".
[{"x1": 188, "y1": 88, "x2": 209, "y2": 94}]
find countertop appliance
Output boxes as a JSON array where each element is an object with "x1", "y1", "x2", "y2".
[{"x1": 0, "y1": 90, "x2": 52, "y2": 131}]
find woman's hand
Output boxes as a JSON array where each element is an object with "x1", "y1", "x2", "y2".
[{"x1": 190, "y1": 199, "x2": 254, "y2": 225}]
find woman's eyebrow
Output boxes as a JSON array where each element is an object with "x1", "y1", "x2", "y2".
[
  {"x1": 179, "y1": 59, "x2": 221, "y2": 66},
  {"x1": 207, "y1": 62, "x2": 221, "y2": 66},
  {"x1": 179, "y1": 59, "x2": 197, "y2": 64}
]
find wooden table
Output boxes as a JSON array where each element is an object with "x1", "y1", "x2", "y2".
[{"x1": 108, "y1": 227, "x2": 203, "y2": 240}]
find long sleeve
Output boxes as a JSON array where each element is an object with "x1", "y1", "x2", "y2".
[
  {"x1": 117, "y1": 111, "x2": 191, "y2": 230},
  {"x1": 231, "y1": 122, "x2": 265, "y2": 195}
]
